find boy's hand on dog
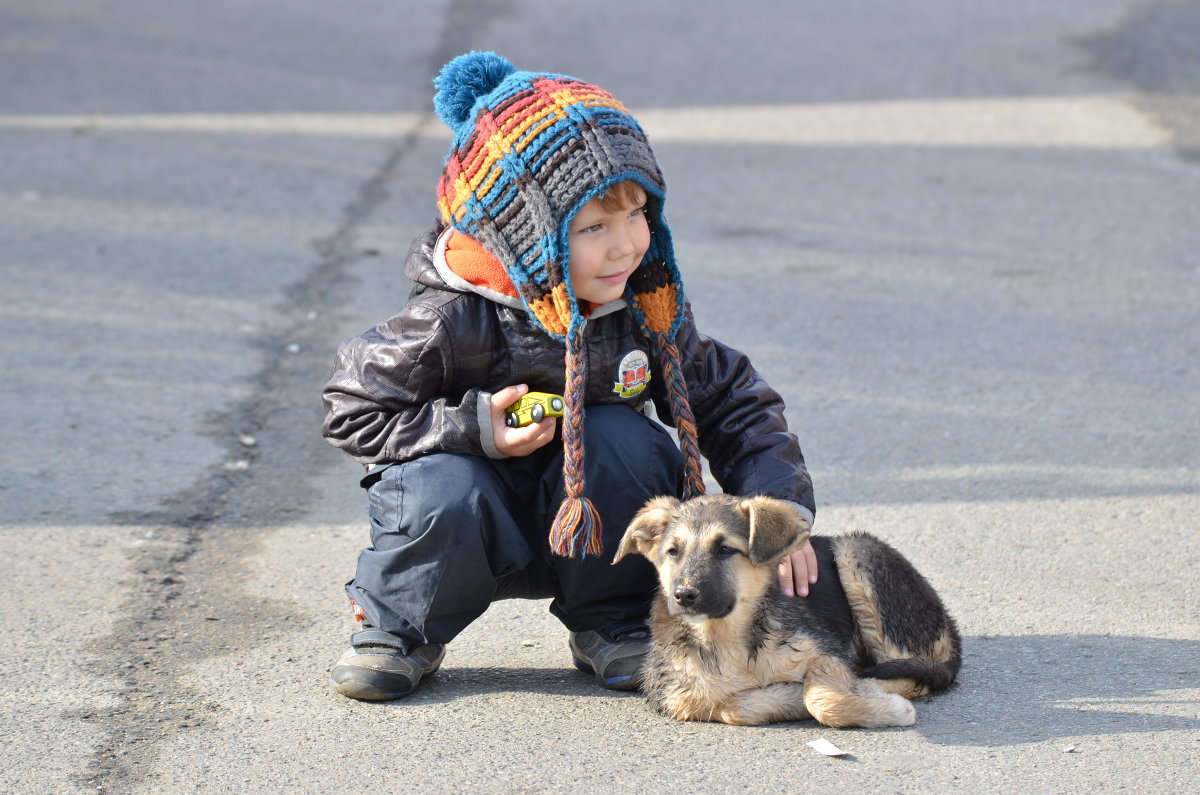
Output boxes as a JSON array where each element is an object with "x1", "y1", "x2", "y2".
[
  {"x1": 490, "y1": 384, "x2": 558, "y2": 457},
  {"x1": 779, "y1": 541, "x2": 819, "y2": 597}
]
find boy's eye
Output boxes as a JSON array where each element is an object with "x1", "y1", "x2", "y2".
[{"x1": 629, "y1": 205, "x2": 646, "y2": 218}]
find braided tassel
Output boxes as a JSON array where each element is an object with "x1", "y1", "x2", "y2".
[
  {"x1": 658, "y1": 337, "x2": 706, "y2": 498},
  {"x1": 549, "y1": 323, "x2": 604, "y2": 557}
]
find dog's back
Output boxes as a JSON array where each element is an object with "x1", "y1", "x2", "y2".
[
  {"x1": 757, "y1": 536, "x2": 867, "y2": 668},
  {"x1": 828, "y1": 533, "x2": 961, "y2": 696},
  {"x1": 743, "y1": 534, "x2": 960, "y2": 698}
]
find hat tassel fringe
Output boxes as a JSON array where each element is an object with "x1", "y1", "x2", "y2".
[{"x1": 550, "y1": 495, "x2": 603, "y2": 558}]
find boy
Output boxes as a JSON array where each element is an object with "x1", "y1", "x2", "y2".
[{"x1": 322, "y1": 52, "x2": 817, "y2": 700}]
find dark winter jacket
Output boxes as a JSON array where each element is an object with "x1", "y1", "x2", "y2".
[{"x1": 321, "y1": 223, "x2": 815, "y2": 517}]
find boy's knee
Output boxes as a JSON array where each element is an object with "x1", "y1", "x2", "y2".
[{"x1": 370, "y1": 453, "x2": 507, "y2": 533}]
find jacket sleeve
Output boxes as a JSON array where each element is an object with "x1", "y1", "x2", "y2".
[
  {"x1": 321, "y1": 299, "x2": 496, "y2": 466},
  {"x1": 658, "y1": 309, "x2": 816, "y2": 516}
]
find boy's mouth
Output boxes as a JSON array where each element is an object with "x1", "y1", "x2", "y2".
[{"x1": 597, "y1": 267, "x2": 633, "y2": 283}]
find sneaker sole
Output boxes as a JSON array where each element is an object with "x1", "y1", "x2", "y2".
[
  {"x1": 329, "y1": 676, "x2": 413, "y2": 701},
  {"x1": 571, "y1": 656, "x2": 641, "y2": 691},
  {"x1": 328, "y1": 644, "x2": 447, "y2": 702}
]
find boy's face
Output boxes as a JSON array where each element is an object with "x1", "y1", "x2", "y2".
[{"x1": 567, "y1": 188, "x2": 651, "y2": 305}]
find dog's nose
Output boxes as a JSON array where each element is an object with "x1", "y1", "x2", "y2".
[{"x1": 674, "y1": 586, "x2": 700, "y2": 608}]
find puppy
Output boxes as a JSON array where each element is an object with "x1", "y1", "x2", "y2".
[{"x1": 614, "y1": 494, "x2": 961, "y2": 727}]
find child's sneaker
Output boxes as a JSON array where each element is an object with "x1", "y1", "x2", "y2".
[
  {"x1": 569, "y1": 620, "x2": 651, "y2": 691},
  {"x1": 329, "y1": 626, "x2": 445, "y2": 701}
]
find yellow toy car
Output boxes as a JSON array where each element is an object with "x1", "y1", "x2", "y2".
[{"x1": 505, "y1": 392, "x2": 565, "y2": 428}]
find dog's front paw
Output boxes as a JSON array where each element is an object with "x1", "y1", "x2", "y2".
[{"x1": 888, "y1": 694, "x2": 917, "y2": 727}]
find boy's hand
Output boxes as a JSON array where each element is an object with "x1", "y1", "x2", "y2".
[
  {"x1": 779, "y1": 540, "x2": 819, "y2": 597},
  {"x1": 490, "y1": 384, "x2": 558, "y2": 457}
]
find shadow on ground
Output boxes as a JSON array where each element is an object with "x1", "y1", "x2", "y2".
[
  {"x1": 378, "y1": 634, "x2": 1200, "y2": 747},
  {"x1": 922, "y1": 634, "x2": 1200, "y2": 747}
]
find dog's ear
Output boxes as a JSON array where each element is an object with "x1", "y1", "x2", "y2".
[
  {"x1": 738, "y1": 496, "x2": 812, "y2": 566},
  {"x1": 613, "y1": 496, "x2": 681, "y2": 565}
]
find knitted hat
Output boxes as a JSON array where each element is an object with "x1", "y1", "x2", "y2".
[{"x1": 433, "y1": 51, "x2": 704, "y2": 557}]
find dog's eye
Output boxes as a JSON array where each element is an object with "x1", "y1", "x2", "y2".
[
  {"x1": 665, "y1": 548, "x2": 680, "y2": 558},
  {"x1": 717, "y1": 545, "x2": 738, "y2": 558}
]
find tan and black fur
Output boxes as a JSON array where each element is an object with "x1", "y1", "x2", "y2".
[{"x1": 614, "y1": 495, "x2": 961, "y2": 727}]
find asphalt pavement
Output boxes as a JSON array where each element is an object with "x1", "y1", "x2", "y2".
[{"x1": 1, "y1": 1, "x2": 1198, "y2": 792}]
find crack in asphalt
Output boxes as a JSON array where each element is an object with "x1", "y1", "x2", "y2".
[
  {"x1": 77, "y1": 104, "x2": 436, "y2": 795},
  {"x1": 74, "y1": 3, "x2": 517, "y2": 786}
]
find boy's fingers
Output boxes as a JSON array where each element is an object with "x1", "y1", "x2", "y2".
[
  {"x1": 500, "y1": 416, "x2": 555, "y2": 455},
  {"x1": 778, "y1": 555, "x2": 794, "y2": 597},
  {"x1": 490, "y1": 384, "x2": 528, "y2": 409},
  {"x1": 804, "y1": 539, "x2": 819, "y2": 584},
  {"x1": 511, "y1": 419, "x2": 548, "y2": 443},
  {"x1": 778, "y1": 549, "x2": 810, "y2": 597},
  {"x1": 523, "y1": 417, "x2": 556, "y2": 446},
  {"x1": 793, "y1": 551, "x2": 810, "y2": 597}
]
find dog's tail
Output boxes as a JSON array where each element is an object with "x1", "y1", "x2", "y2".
[
  {"x1": 833, "y1": 532, "x2": 963, "y2": 697},
  {"x1": 864, "y1": 656, "x2": 960, "y2": 695}
]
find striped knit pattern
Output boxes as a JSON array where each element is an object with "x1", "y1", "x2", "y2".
[
  {"x1": 436, "y1": 60, "x2": 675, "y2": 340},
  {"x1": 434, "y1": 52, "x2": 702, "y2": 557}
]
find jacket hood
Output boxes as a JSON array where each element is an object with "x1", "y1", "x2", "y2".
[{"x1": 402, "y1": 224, "x2": 453, "y2": 292}]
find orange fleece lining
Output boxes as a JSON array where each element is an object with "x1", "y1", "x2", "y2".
[
  {"x1": 445, "y1": 230, "x2": 597, "y2": 316},
  {"x1": 445, "y1": 230, "x2": 520, "y2": 300}
]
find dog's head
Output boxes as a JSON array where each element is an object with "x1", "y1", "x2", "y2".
[{"x1": 613, "y1": 494, "x2": 811, "y2": 621}]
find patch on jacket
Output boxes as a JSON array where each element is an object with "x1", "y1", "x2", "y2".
[{"x1": 613, "y1": 349, "x2": 651, "y2": 398}]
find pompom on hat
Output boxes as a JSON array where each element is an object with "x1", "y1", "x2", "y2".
[{"x1": 433, "y1": 52, "x2": 704, "y2": 557}]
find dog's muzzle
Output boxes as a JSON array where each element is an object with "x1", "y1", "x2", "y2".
[{"x1": 670, "y1": 582, "x2": 734, "y2": 620}]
